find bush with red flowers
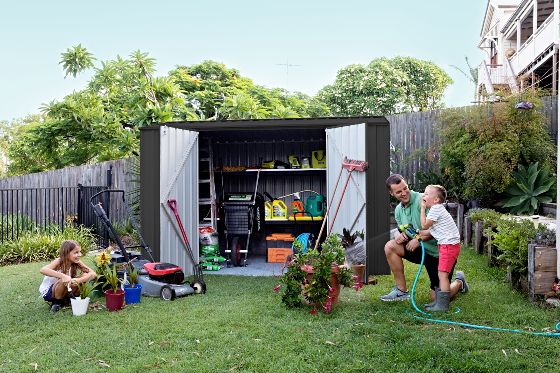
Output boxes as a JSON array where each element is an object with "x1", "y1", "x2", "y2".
[{"x1": 275, "y1": 234, "x2": 358, "y2": 313}]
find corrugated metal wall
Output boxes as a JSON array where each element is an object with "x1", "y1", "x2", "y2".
[
  {"x1": 159, "y1": 126, "x2": 199, "y2": 274},
  {"x1": 213, "y1": 136, "x2": 327, "y2": 205},
  {"x1": 326, "y1": 123, "x2": 367, "y2": 237}
]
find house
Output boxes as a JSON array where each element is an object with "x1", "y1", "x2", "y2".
[{"x1": 477, "y1": 0, "x2": 559, "y2": 100}]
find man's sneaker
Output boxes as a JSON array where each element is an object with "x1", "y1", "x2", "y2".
[
  {"x1": 50, "y1": 304, "x2": 62, "y2": 314},
  {"x1": 380, "y1": 286, "x2": 410, "y2": 302},
  {"x1": 455, "y1": 271, "x2": 469, "y2": 294}
]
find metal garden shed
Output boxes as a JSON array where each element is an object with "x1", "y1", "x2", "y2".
[{"x1": 140, "y1": 117, "x2": 391, "y2": 277}]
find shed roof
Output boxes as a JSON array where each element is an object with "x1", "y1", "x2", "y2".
[{"x1": 140, "y1": 116, "x2": 389, "y2": 132}]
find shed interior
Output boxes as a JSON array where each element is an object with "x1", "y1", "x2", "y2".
[{"x1": 199, "y1": 128, "x2": 328, "y2": 259}]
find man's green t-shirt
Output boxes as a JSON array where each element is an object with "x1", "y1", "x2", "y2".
[{"x1": 394, "y1": 190, "x2": 439, "y2": 257}]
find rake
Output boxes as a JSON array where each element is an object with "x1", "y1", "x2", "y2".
[{"x1": 314, "y1": 157, "x2": 368, "y2": 250}]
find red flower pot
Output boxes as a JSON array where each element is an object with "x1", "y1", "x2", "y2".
[
  {"x1": 105, "y1": 289, "x2": 125, "y2": 311},
  {"x1": 302, "y1": 264, "x2": 342, "y2": 304}
]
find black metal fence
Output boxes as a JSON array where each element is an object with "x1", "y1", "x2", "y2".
[
  {"x1": 0, "y1": 187, "x2": 79, "y2": 242},
  {"x1": 0, "y1": 184, "x2": 114, "y2": 247},
  {"x1": 77, "y1": 184, "x2": 109, "y2": 248}
]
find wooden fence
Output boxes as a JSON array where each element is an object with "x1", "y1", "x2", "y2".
[
  {"x1": 387, "y1": 96, "x2": 558, "y2": 184},
  {"x1": 0, "y1": 158, "x2": 137, "y2": 224}
]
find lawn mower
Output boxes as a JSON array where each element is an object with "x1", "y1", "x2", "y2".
[{"x1": 90, "y1": 190, "x2": 196, "y2": 300}]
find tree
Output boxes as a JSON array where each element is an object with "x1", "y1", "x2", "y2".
[
  {"x1": 6, "y1": 49, "x2": 197, "y2": 175},
  {"x1": 170, "y1": 60, "x2": 330, "y2": 120},
  {"x1": 317, "y1": 57, "x2": 453, "y2": 116},
  {"x1": 390, "y1": 56, "x2": 453, "y2": 112},
  {"x1": 59, "y1": 44, "x2": 95, "y2": 78},
  {"x1": 6, "y1": 51, "x2": 329, "y2": 175}
]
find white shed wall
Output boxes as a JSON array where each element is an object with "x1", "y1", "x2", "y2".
[
  {"x1": 326, "y1": 123, "x2": 367, "y2": 238},
  {"x1": 159, "y1": 126, "x2": 199, "y2": 275}
]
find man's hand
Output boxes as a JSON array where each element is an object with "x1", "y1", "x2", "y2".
[
  {"x1": 405, "y1": 238, "x2": 420, "y2": 252},
  {"x1": 418, "y1": 230, "x2": 432, "y2": 241},
  {"x1": 394, "y1": 231, "x2": 408, "y2": 245}
]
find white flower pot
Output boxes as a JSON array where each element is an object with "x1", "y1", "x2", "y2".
[{"x1": 70, "y1": 297, "x2": 90, "y2": 316}]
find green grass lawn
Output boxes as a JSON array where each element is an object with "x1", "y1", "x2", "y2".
[{"x1": 1, "y1": 247, "x2": 559, "y2": 372}]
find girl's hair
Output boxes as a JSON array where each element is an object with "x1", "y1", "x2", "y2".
[{"x1": 58, "y1": 240, "x2": 83, "y2": 277}]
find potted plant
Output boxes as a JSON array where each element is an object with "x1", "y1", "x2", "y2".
[
  {"x1": 92, "y1": 247, "x2": 112, "y2": 297},
  {"x1": 275, "y1": 234, "x2": 359, "y2": 314},
  {"x1": 339, "y1": 228, "x2": 366, "y2": 283},
  {"x1": 70, "y1": 281, "x2": 94, "y2": 316},
  {"x1": 103, "y1": 265, "x2": 124, "y2": 311},
  {"x1": 123, "y1": 264, "x2": 142, "y2": 304}
]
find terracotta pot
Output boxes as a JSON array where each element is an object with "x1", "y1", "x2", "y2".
[
  {"x1": 352, "y1": 264, "x2": 366, "y2": 283},
  {"x1": 105, "y1": 289, "x2": 125, "y2": 311},
  {"x1": 302, "y1": 264, "x2": 342, "y2": 304}
]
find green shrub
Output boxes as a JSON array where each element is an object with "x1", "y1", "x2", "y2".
[
  {"x1": 0, "y1": 224, "x2": 96, "y2": 266},
  {"x1": 490, "y1": 218, "x2": 537, "y2": 275},
  {"x1": 500, "y1": 162, "x2": 556, "y2": 214},
  {"x1": 467, "y1": 208, "x2": 503, "y2": 230},
  {"x1": 438, "y1": 90, "x2": 556, "y2": 202}
]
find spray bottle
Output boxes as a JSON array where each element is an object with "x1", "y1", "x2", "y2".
[{"x1": 291, "y1": 192, "x2": 304, "y2": 217}]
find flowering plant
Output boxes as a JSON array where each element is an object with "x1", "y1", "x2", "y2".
[{"x1": 275, "y1": 234, "x2": 360, "y2": 314}]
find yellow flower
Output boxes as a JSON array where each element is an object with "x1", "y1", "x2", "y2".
[{"x1": 95, "y1": 248, "x2": 112, "y2": 267}]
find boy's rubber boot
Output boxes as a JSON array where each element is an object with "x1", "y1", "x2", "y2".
[
  {"x1": 424, "y1": 287, "x2": 439, "y2": 308},
  {"x1": 425, "y1": 290, "x2": 450, "y2": 312}
]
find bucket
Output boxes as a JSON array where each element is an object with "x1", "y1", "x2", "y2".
[
  {"x1": 272, "y1": 200, "x2": 287, "y2": 219},
  {"x1": 305, "y1": 195, "x2": 325, "y2": 217},
  {"x1": 70, "y1": 297, "x2": 90, "y2": 316},
  {"x1": 105, "y1": 289, "x2": 125, "y2": 311},
  {"x1": 264, "y1": 201, "x2": 273, "y2": 220},
  {"x1": 124, "y1": 284, "x2": 142, "y2": 304}
]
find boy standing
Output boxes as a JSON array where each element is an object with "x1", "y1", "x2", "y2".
[{"x1": 420, "y1": 184, "x2": 461, "y2": 312}]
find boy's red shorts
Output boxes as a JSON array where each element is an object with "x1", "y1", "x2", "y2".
[{"x1": 438, "y1": 243, "x2": 461, "y2": 273}]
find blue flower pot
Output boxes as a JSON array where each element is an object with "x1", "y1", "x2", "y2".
[{"x1": 124, "y1": 284, "x2": 142, "y2": 304}]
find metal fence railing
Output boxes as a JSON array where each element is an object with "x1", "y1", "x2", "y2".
[
  {"x1": 0, "y1": 187, "x2": 79, "y2": 242},
  {"x1": 0, "y1": 185, "x2": 115, "y2": 248}
]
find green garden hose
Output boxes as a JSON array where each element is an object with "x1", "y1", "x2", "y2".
[{"x1": 408, "y1": 241, "x2": 560, "y2": 337}]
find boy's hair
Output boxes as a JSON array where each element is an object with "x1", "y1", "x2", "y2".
[
  {"x1": 385, "y1": 174, "x2": 405, "y2": 190},
  {"x1": 427, "y1": 184, "x2": 447, "y2": 203},
  {"x1": 58, "y1": 240, "x2": 81, "y2": 276}
]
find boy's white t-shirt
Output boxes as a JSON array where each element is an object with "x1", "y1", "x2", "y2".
[{"x1": 426, "y1": 204, "x2": 460, "y2": 245}]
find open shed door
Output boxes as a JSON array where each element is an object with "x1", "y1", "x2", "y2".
[
  {"x1": 159, "y1": 126, "x2": 199, "y2": 275},
  {"x1": 326, "y1": 123, "x2": 367, "y2": 239}
]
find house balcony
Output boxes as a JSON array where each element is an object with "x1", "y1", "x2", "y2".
[
  {"x1": 508, "y1": 12, "x2": 556, "y2": 75},
  {"x1": 477, "y1": 61, "x2": 518, "y2": 95}
]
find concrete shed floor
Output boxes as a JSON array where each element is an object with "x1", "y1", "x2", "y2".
[{"x1": 203, "y1": 256, "x2": 285, "y2": 277}]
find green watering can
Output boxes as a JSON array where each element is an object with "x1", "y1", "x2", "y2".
[{"x1": 305, "y1": 195, "x2": 325, "y2": 217}]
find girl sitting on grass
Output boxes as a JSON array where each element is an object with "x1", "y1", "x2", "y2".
[{"x1": 39, "y1": 240, "x2": 97, "y2": 313}]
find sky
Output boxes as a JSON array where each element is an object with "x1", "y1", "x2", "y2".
[{"x1": 0, "y1": 0, "x2": 488, "y2": 121}]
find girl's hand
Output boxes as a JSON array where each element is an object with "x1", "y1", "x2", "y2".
[{"x1": 60, "y1": 274, "x2": 72, "y2": 284}]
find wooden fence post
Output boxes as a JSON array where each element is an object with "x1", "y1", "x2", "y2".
[
  {"x1": 473, "y1": 221, "x2": 484, "y2": 254},
  {"x1": 463, "y1": 215, "x2": 472, "y2": 246},
  {"x1": 528, "y1": 244, "x2": 557, "y2": 301}
]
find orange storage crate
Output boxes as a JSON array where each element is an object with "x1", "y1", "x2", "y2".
[{"x1": 267, "y1": 248, "x2": 293, "y2": 263}]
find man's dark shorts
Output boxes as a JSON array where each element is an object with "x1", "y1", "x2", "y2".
[{"x1": 403, "y1": 247, "x2": 456, "y2": 290}]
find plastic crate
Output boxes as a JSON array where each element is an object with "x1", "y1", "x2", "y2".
[
  {"x1": 266, "y1": 233, "x2": 294, "y2": 250},
  {"x1": 267, "y1": 248, "x2": 293, "y2": 263}
]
